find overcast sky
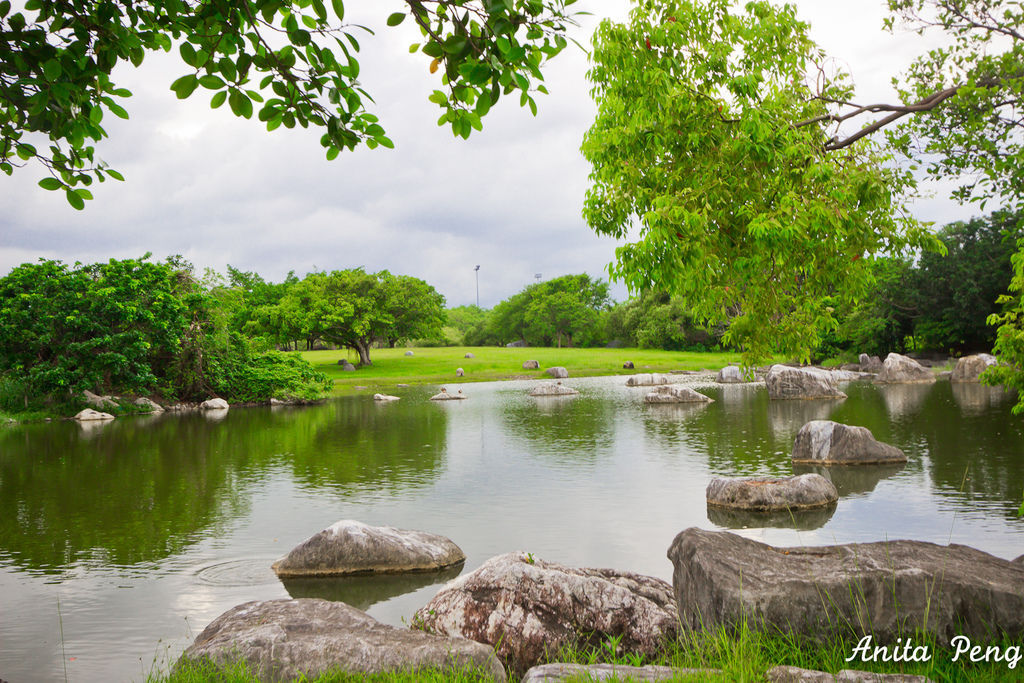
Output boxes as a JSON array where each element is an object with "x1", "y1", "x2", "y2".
[{"x1": 0, "y1": 1, "x2": 971, "y2": 307}]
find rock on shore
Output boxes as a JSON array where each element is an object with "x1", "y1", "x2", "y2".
[
  {"x1": 668, "y1": 527, "x2": 1024, "y2": 644},
  {"x1": 414, "y1": 552, "x2": 677, "y2": 673},
  {"x1": 179, "y1": 598, "x2": 505, "y2": 682}
]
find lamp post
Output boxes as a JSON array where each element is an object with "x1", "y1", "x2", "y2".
[{"x1": 474, "y1": 265, "x2": 480, "y2": 307}]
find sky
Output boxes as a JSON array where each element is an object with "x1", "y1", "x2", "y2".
[{"x1": 0, "y1": 1, "x2": 972, "y2": 308}]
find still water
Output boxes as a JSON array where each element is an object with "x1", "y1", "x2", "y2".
[{"x1": 1, "y1": 376, "x2": 1022, "y2": 682}]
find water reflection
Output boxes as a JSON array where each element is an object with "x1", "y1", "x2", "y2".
[
  {"x1": 793, "y1": 463, "x2": 905, "y2": 497},
  {"x1": 0, "y1": 400, "x2": 447, "y2": 574},
  {"x1": 280, "y1": 564, "x2": 464, "y2": 610},
  {"x1": 707, "y1": 503, "x2": 836, "y2": 531},
  {"x1": 876, "y1": 383, "x2": 934, "y2": 421},
  {"x1": 766, "y1": 398, "x2": 841, "y2": 441},
  {"x1": 951, "y1": 383, "x2": 1012, "y2": 416},
  {"x1": 501, "y1": 394, "x2": 616, "y2": 463}
]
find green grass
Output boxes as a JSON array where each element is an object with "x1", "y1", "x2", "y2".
[
  {"x1": 300, "y1": 347, "x2": 745, "y2": 394},
  {"x1": 149, "y1": 624, "x2": 1024, "y2": 682}
]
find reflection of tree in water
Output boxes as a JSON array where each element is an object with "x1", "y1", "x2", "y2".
[
  {"x1": 950, "y1": 383, "x2": 1014, "y2": 417},
  {"x1": 706, "y1": 502, "x2": 835, "y2": 531},
  {"x1": 283, "y1": 398, "x2": 446, "y2": 494},
  {"x1": 875, "y1": 383, "x2": 934, "y2": 422},
  {"x1": 899, "y1": 382, "x2": 1024, "y2": 513},
  {"x1": 655, "y1": 386, "x2": 796, "y2": 477},
  {"x1": 793, "y1": 463, "x2": 904, "y2": 497},
  {"x1": 280, "y1": 563, "x2": 463, "y2": 610},
  {"x1": 765, "y1": 398, "x2": 840, "y2": 441},
  {"x1": 500, "y1": 394, "x2": 617, "y2": 464},
  {"x1": 0, "y1": 399, "x2": 447, "y2": 573}
]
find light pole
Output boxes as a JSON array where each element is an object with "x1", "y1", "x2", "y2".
[{"x1": 474, "y1": 265, "x2": 480, "y2": 307}]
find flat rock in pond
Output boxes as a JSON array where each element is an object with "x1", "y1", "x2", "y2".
[
  {"x1": 951, "y1": 353, "x2": 998, "y2": 383},
  {"x1": 545, "y1": 366, "x2": 569, "y2": 379},
  {"x1": 200, "y1": 398, "x2": 229, "y2": 410},
  {"x1": 271, "y1": 520, "x2": 465, "y2": 577},
  {"x1": 644, "y1": 385, "x2": 713, "y2": 404},
  {"x1": 372, "y1": 394, "x2": 399, "y2": 402},
  {"x1": 74, "y1": 408, "x2": 115, "y2": 421},
  {"x1": 766, "y1": 665, "x2": 933, "y2": 682},
  {"x1": 706, "y1": 474, "x2": 837, "y2": 511},
  {"x1": 178, "y1": 598, "x2": 505, "y2": 683},
  {"x1": 625, "y1": 373, "x2": 672, "y2": 386},
  {"x1": 415, "y1": 552, "x2": 677, "y2": 673},
  {"x1": 668, "y1": 527, "x2": 1024, "y2": 645},
  {"x1": 522, "y1": 663, "x2": 714, "y2": 682},
  {"x1": 874, "y1": 353, "x2": 935, "y2": 384},
  {"x1": 792, "y1": 420, "x2": 906, "y2": 465},
  {"x1": 529, "y1": 382, "x2": 579, "y2": 397},
  {"x1": 429, "y1": 388, "x2": 466, "y2": 401},
  {"x1": 765, "y1": 365, "x2": 846, "y2": 400},
  {"x1": 716, "y1": 365, "x2": 744, "y2": 383}
]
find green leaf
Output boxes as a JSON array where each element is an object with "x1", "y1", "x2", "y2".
[
  {"x1": 65, "y1": 188, "x2": 85, "y2": 210},
  {"x1": 106, "y1": 169, "x2": 125, "y2": 181},
  {"x1": 170, "y1": 74, "x2": 199, "y2": 99},
  {"x1": 229, "y1": 90, "x2": 254, "y2": 119},
  {"x1": 331, "y1": 0, "x2": 344, "y2": 21},
  {"x1": 179, "y1": 42, "x2": 198, "y2": 67},
  {"x1": 42, "y1": 59, "x2": 61, "y2": 81},
  {"x1": 38, "y1": 178, "x2": 62, "y2": 191},
  {"x1": 199, "y1": 75, "x2": 225, "y2": 89},
  {"x1": 386, "y1": 12, "x2": 405, "y2": 27},
  {"x1": 210, "y1": 90, "x2": 227, "y2": 109}
]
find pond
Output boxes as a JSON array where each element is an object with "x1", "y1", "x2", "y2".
[{"x1": 1, "y1": 375, "x2": 1022, "y2": 682}]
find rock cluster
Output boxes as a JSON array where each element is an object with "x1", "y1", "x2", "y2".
[
  {"x1": 625, "y1": 373, "x2": 672, "y2": 387},
  {"x1": 529, "y1": 382, "x2": 579, "y2": 397},
  {"x1": 429, "y1": 388, "x2": 467, "y2": 401},
  {"x1": 874, "y1": 353, "x2": 935, "y2": 384}
]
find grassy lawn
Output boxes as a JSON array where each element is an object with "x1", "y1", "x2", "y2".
[{"x1": 299, "y1": 347, "x2": 744, "y2": 393}]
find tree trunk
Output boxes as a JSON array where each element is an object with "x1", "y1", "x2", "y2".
[{"x1": 354, "y1": 340, "x2": 372, "y2": 366}]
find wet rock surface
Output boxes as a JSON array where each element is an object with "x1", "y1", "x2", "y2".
[
  {"x1": 74, "y1": 408, "x2": 115, "y2": 421},
  {"x1": 415, "y1": 552, "x2": 678, "y2": 673},
  {"x1": 874, "y1": 353, "x2": 936, "y2": 384},
  {"x1": 625, "y1": 373, "x2": 672, "y2": 386},
  {"x1": 706, "y1": 474, "x2": 838, "y2": 511},
  {"x1": 765, "y1": 366, "x2": 847, "y2": 400},
  {"x1": 179, "y1": 598, "x2": 506, "y2": 682},
  {"x1": 950, "y1": 353, "x2": 997, "y2": 383},
  {"x1": 791, "y1": 421, "x2": 906, "y2": 465},
  {"x1": 668, "y1": 528, "x2": 1024, "y2": 645},
  {"x1": 521, "y1": 663, "x2": 715, "y2": 681},
  {"x1": 643, "y1": 385, "x2": 713, "y2": 404},
  {"x1": 272, "y1": 520, "x2": 465, "y2": 577},
  {"x1": 766, "y1": 665, "x2": 933, "y2": 682}
]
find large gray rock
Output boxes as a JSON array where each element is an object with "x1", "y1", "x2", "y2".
[
  {"x1": 133, "y1": 397, "x2": 164, "y2": 413},
  {"x1": 341, "y1": 362, "x2": 356, "y2": 372},
  {"x1": 791, "y1": 421, "x2": 906, "y2": 465},
  {"x1": 546, "y1": 366, "x2": 569, "y2": 379},
  {"x1": 523, "y1": 360, "x2": 540, "y2": 370},
  {"x1": 372, "y1": 394, "x2": 399, "y2": 402},
  {"x1": 668, "y1": 527, "x2": 1024, "y2": 645},
  {"x1": 644, "y1": 385, "x2": 713, "y2": 404},
  {"x1": 529, "y1": 382, "x2": 579, "y2": 397},
  {"x1": 83, "y1": 389, "x2": 119, "y2": 410},
  {"x1": 767, "y1": 665, "x2": 932, "y2": 682},
  {"x1": 858, "y1": 354, "x2": 884, "y2": 373},
  {"x1": 706, "y1": 474, "x2": 837, "y2": 511},
  {"x1": 271, "y1": 520, "x2": 465, "y2": 577},
  {"x1": 950, "y1": 353, "x2": 997, "y2": 383},
  {"x1": 74, "y1": 408, "x2": 115, "y2": 421},
  {"x1": 179, "y1": 598, "x2": 505, "y2": 682},
  {"x1": 625, "y1": 373, "x2": 672, "y2": 387},
  {"x1": 765, "y1": 365, "x2": 847, "y2": 400},
  {"x1": 415, "y1": 552, "x2": 678, "y2": 673},
  {"x1": 200, "y1": 398, "x2": 229, "y2": 410},
  {"x1": 874, "y1": 353, "x2": 936, "y2": 384},
  {"x1": 716, "y1": 365, "x2": 745, "y2": 383},
  {"x1": 522, "y1": 663, "x2": 715, "y2": 682}
]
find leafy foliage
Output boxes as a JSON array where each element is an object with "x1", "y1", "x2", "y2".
[
  {"x1": 0, "y1": 256, "x2": 331, "y2": 412},
  {"x1": 0, "y1": 0, "x2": 580, "y2": 206},
  {"x1": 983, "y1": 236, "x2": 1024, "y2": 414},
  {"x1": 488, "y1": 273, "x2": 609, "y2": 347},
  {"x1": 605, "y1": 291, "x2": 722, "y2": 351},
  {"x1": 582, "y1": 0, "x2": 938, "y2": 368}
]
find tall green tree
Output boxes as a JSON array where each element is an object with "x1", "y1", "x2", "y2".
[
  {"x1": 582, "y1": 0, "x2": 938, "y2": 368},
  {"x1": 1, "y1": 0, "x2": 580, "y2": 207},
  {"x1": 379, "y1": 272, "x2": 447, "y2": 347},
  {"x1": 490, "y1": 273, "x2": 609, "y2": 347}
]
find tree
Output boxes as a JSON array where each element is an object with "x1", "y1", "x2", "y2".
[
  {"x1": 582, "y1": 0, "x2": 939, "y2": 368},
  {"x1": 489, "y1": 273, "x2": 608, "y2": 346},
  {"x1": 0, "y1": 0, "x2": 580, "y2": 207},
  {"x1": 379, "y1": 272, "x2": 446, "y2": 347},
  {"x1": 605, "y1": 290, "x2": 722, "y2": 351}
]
